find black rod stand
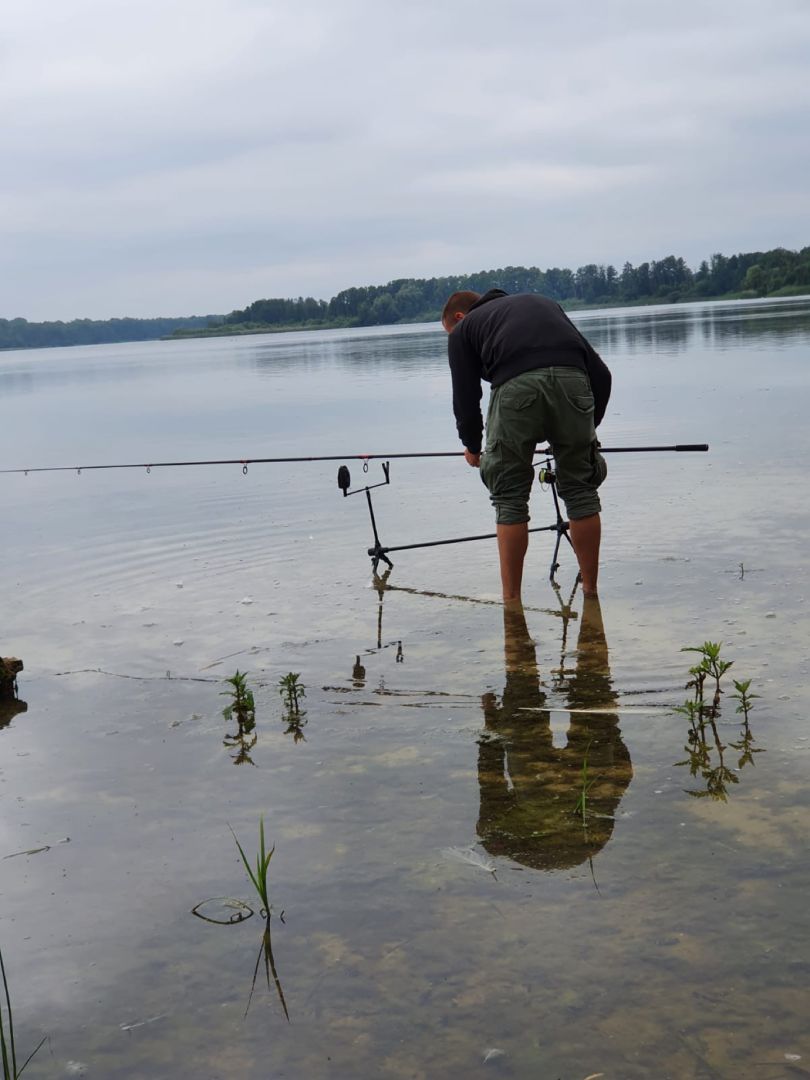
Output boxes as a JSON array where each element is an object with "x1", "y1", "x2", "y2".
[
  {"x1": 365, "y1": 460, "x2": 572, "y2": 582},
  {"x1": 366, "y1": 488, "x2": 393, "y2": 572},
  {"x1": 547, "y1": 467, "x2": 575, "y2": 580}
]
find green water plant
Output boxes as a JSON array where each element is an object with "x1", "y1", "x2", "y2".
[
  {"x1": 229, "y1": 816, "x2": 274, "y2": 915},
  {"x1": 573, "y1": 739, "x2": 596, "y2": 824},
  {"x1": 247, "y1": 918, "x2": 289, "y2": 1022},
  {"x1": 1, "y1": 948, "x2": 45, "y2": 1079},
  {"x1": 681, "y1": 640, "x2": 734, "y2": 717},
  {"x1": 731, "y1": 678, "x2": 758, "y2": 723},
  {"x1": 675, "y1": 642, "x2": 760, "y2": 800},
  {"x1": 729, "y1": 678, "x2": 762, "y2": 769},
  {"x1": 277, "y1": 672, "x2": 305, "y2": 714},
  {"x1": 227, "y1": 820, "x2": 289, "y2": 1020},
  {"x1": 222, "y1": 670, "x2": 255, "y2": 727}
]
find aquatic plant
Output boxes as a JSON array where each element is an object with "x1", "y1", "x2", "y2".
[
  {"x1": 675, "y1": 643, "x2": 760, "y2": 800},
  {"x1": 221, "y1": 672, "x2": 258, "y2": 764},
  {"x1": 247, "y1": 919, "x2": 290, "y2": 1022},
  {"x1": 227, "y1": 820, "x2": 289, "y2": 1020},
  {"x1": 221, "y1": 670, "x2": 255, "y2": 727},
  {"x1": 229, "y1": 817, "x2": 274, "y2": 916},
  {"x1": 731, "y1": 677, "x2": 758, "y2": 723},
  {"x1": 573, "y1": 739, "x2": 596, "y2": 824},
  {"x1": 1, "y1": 948, "x2": 45, "y2": 1079},
  {"x1": 282, "y1": 713, "x2": 307, "y2": 743},
  {"x1": 681, "y1": 640, "x2": 733, "y2": 716},
  {"x1": 277, "y1": 672, "x2": 305, "y2": 714},
  {"x1": 729, "y1": 678, "x2": 762, "y2": 769}
]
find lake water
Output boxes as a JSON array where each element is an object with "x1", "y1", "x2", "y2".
[{"x1": 2, "y1": 296, "x2": 810, "y2": 1079}]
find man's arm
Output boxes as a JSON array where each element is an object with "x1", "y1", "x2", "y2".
[
  {"x1": 556, "y1": 306, "x2": 612, "y2": 426},
  {"x1": 448, "y1": 329, "x2": 484, "y2": 454},
  {"x1": 581, "y1": 341, "x2": 611, "y2": 427}
]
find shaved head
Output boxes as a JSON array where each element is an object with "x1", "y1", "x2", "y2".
[{"x1": 441, "y1": 290, "x2": 481, "y2": 330}]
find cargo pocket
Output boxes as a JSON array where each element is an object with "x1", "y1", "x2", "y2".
[
  {"x1": 590, "y1": 440, "x2": 607, "y2": 488},
  {"x1": 480, "y1": 441, "x2": 503, "y2": 494},
  {"x1": 558, "y1": 373, "x2": 595, "y2": 415},
  {"x1": 498, "y1": 383, "x2": 539, "y2": 413}
]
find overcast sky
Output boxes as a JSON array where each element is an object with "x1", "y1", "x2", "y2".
[{"x1": 3, "y1": 0, "x2": 809, "y2": 320}]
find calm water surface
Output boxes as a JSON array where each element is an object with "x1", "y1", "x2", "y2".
[{"x1": 1, "y1": 297, "x2": 810, "y2": 1079}]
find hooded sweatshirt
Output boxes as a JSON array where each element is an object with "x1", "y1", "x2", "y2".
[{"x1": 448, "y1": 289, "x2": 612, "y2": 454}]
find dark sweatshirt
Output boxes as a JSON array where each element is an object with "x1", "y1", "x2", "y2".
[{"x1": 448, "y1": 289, "x2": 612, "y2": 454}]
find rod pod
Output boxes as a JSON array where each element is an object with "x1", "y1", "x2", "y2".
[{"x1": 340, "y1": 459, "x2": 573, "y2": 581}]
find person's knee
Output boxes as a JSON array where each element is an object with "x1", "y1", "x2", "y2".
[
  {"x1": 494, "y1": 498, "x2": 530, "y2": 526},
  {"x1": 561, "y1": 487, "x2": 601, "y2": 521},
  {"x1": 481, "y1": 446, "x2": 533, "y2": 526}
]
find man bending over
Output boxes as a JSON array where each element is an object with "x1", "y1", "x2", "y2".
[{"x1": 443, "y1": 288, "x2": 611, "y2": 602}]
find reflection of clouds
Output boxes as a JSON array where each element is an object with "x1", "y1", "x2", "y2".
[{"x1": 477, "y1": 598, "x2": 632, "y2": 871}]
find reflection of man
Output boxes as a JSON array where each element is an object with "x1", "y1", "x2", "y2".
[
  {"x1": 477, "y1": 598, "x2": 632, "y2": 871},
  {"x1": 443, "y1": 289, "x2": 610, "y2": 601}
]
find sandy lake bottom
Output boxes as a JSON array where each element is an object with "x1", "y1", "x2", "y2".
[{"x1": 2, "y1": 297, "x2": 810, "y2": 1078}]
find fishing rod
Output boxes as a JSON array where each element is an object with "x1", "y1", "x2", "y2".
[
  {"x1": 0, "y1": 444, "x2": 708, "y2": 476},
  {"x1": 2, "y1": 441, "x2": 709, "y2": 582},
  {"x1": 336, "y1": 444, "x2": 709, "y2": 580}
]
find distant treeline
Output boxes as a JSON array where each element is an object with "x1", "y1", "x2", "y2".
[
  {"x1": 194, "y1": 244, "x2": 810, "y2": 337},
  {"x1": 3, "y1": 245, "x2": 809, "y2": 349},
  {"x1": 0, "y1": 314, "x2": 213, "y2": 351}
]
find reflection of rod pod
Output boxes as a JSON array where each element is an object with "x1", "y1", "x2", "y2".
[{"x1": 338, "y1": 460, "x2": 573, "y2": 581}]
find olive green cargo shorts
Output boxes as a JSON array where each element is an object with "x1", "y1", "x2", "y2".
[{"x1": 480, "y1": 368, "x2": 607, "y2": 525}]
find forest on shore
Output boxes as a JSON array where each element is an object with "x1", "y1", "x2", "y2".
[
  {"x1": 0, "y1": 314, "x2": 213, "y2": 351},
  {"x1": 3, "y1": 244, "x2": 808, "y2": 350}
]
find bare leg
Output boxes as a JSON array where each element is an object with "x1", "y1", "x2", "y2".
[
  {"x1": 568, "y1": 513, "x2": 601, "y2": 597},
  {"x1": 497, "y1": 522, "x2": 529, "y2": 602}
]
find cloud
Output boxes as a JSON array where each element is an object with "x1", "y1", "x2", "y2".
[{"x1": 2, "y1": 0, "x2": 809, "y2": 318}]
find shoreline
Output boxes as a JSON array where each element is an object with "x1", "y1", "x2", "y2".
[
  {"x1": 163, "y1": 288, "x2": 810, "y2": 341},
  {"x1": 2, "y1": 290, "x2": 808, "y2": 353}
]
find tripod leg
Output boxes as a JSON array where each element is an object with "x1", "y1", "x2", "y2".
[
  {"x1": 547, "y1": 468, "x2": 570, "y2": 581},
  {"x1": 369, "y1": 549, "x2": 393, "y2": 574},
  {"x1": 366, "y1": 487, "x2": 392, "y2": 573},
  {"x1": 549, "y1": 527, "x2": 565, "y2": 583}
]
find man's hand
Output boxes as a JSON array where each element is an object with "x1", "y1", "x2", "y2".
[{"x1": 464, "y1": 448, "x2": 481, "y2": 468}]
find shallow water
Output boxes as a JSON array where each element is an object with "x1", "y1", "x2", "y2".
[{"x1": 2, "y1": 297, "x2": 810, "y2": 1078}]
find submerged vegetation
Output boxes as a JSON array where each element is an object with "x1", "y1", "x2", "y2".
[
  {"x1": 1, "y1": 948, "x2": 45, "y2": 1079},
  {"x1": 675, "y1": 642, "x2": 761, "y2": 800}
]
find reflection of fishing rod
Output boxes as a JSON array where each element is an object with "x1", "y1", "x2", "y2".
[
  {"x1": 337, "y1": 443, "x2": 709, "y2": 580},
  {"x1": 0, "y1": 444, "x2": 707, "y2": 476}
]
